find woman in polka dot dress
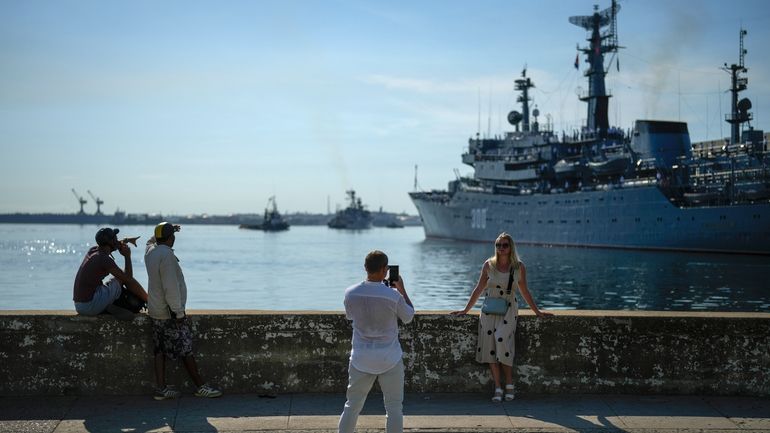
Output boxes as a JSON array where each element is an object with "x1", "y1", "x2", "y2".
[{"x1": 451, "y1": 232, "x2": 552, "y2": 402}]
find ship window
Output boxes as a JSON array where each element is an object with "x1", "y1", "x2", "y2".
[
  {"x1": 635, "y1": 217, "x2": 640, "y2": 222},
  {"x1": 586, "y1": 219, "x2": 590, "y2": 223},
  {"x1": 548, "y1": 220, "x2": 554, "y2": 224},
  {"x1": 657, "y1": 217, "x2": 663, "y2": 222},
  {"x1": 538, "y1": 220, "x2": 542, "y2": 224},
  {"x1": 676, "y1": 217, "x2": 680, "y2": 221},
  {"x1": 555, "y1": 200, "x2": 560, "y2": 204},
  {"x1": 692, "y1": 217, "x2": 695, "y2": 221},
  {"x1": 584, "y1": 199, "x2": 589, "y2": 203},
  {"x1": 753, "y1": 214, "x2": 761, "y2": 219},
  {"x1": 611, "y1": 218, "x2": 617, "y2": 223},
  {"x1": 719, "y1": 215, "x2": 727, "y2": 220},
  {"x1": 561, "y1": 220, "x2": 567, "y2": 224},
  {"x1": 576, "y1": 220, "x2": 581, "y2": 223}
]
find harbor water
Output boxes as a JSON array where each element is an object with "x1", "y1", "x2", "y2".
[{"x1": 0, "y1": 224, "x2": 767, "y2": 312}]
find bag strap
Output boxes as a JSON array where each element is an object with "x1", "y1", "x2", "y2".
[{"x1": 505, "y1": 267, "x2": 514, "y2": 296}]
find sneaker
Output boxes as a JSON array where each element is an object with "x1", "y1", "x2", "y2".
[
  {"x1": 195, "y1": 383, "x2": 223, "y2": 398},
  {"x1": 504, "y1": 384, "x2": 515, "y2": 401},
  {"x1": 153, "y1": 385, "x2": 181, "y2": 401}
]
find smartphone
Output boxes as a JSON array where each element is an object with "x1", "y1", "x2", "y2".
[{"x1": 388, "y1": 265, "x2": 399, "y2": 284}]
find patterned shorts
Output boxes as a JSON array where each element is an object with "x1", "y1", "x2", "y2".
[{"x1": 152, "y1": 318, "x2": 194, "y2": 360}]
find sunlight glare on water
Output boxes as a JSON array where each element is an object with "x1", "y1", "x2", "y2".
[{"x1": 0, "y1": 224, "x2": 768, "y2": 312}]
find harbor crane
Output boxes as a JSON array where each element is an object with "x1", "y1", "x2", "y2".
[
  {"x1": 87, "y1": 190, "x2": 104, "y2": 215},
  {"x1": 71, "y1": 189, "x2": 87, "y2": 215}
]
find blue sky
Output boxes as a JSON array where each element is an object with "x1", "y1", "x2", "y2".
[{"x1": 1, "y1": 0, "x2": 769, "y2": 215}]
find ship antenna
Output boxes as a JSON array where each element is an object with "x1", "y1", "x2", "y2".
[
  {"x1": 610, "y1": 0, "x2": 620, "y2": 72},
  {"x1": 487, "y1": 83, "x2": 492, "y2": 139},
  {"x1": 477, "y1": 87, "x2": 481, "y2": 138},
  {"x1": 413, "y1": 164, "x2": 420, "y2": 191}
]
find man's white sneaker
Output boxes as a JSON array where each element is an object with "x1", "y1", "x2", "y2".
[
  {"x1": 195, "y1": 383, "x2": 223, "y2": 398},
  {"x1": 153, "y1": 385, "x2": 181, "y2": 401}
]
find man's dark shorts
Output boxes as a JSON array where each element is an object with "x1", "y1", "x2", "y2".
[{"x1": 152, "y1": 317, "x2": 193, "y2": 360}]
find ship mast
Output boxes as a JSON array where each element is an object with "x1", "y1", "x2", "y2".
[
  {"x1": 723, "y1": 28, "x2": 752, "y2": 145},
  {"x1": 569, "y1": 0, "x2": 621, "y2": 138},
  {"x1": 514, "y1": 68, "x2": 534, "y2": 132}
]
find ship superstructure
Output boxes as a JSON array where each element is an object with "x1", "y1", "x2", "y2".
[
  {"x1": 328, "y1": 190, "x2": 372, "y2": 230},
  {"x1": 240, "y1": 196, "x2": 290, "y2": 231},
  {"x1": 409, "y1": 1, "x2": 770, "y2": 255}
]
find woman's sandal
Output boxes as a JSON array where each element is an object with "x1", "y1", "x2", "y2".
[
  {"x1": 491, "y1": 387, "x2": 503, "y2": 403},
  {"x1": 504, "y1": 384, "x2": 515, "y2": 401}
]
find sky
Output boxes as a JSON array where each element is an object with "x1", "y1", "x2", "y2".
[{"x1": 1, "y1": 0, "x2": 769, "y2": 216}]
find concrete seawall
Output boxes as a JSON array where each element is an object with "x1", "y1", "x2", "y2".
[{"x1": 1, "y1": 311, "x2": 768, "y2": 396}]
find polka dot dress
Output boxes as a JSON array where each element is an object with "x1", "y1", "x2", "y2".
[{"x1": 476, "y1": 263, "x2": 519, "y2": 366}]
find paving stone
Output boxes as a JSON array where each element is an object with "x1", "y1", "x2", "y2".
[{"x1": 53, "y1": 395, "x2": 176, "y2": 433}]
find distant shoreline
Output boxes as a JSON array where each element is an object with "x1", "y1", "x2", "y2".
[{"x1": 0, "y1": 211, "x2": 422, "y2": 226}]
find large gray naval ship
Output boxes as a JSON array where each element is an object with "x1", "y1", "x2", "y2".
[{"x1": 410, "y1": 1, "x2": 770, "y2": 255}]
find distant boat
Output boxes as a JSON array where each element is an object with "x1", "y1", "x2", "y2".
[
  {"x1": 239, "y1": 196, "x2": 289, "y2": 231},
  {"x1": 328, "y1": 190, "x2": 372, "y2": 230},
  {"x1": 386, "y1": 221, "x2": 404, "y2": 228}
]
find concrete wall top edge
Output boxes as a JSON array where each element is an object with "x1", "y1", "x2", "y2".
[{"x1": 1, "y1": 309, "x2": 768, "y2": 319}]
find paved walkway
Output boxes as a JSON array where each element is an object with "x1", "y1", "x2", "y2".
[{"x1": 1, "y1": 393, "x2": 769, "y2": 432}]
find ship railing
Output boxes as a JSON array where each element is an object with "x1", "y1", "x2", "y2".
[
  {"x1": 619, "y1": 177, "x2": 658, "y2": 188},
  {"x1": 468, "y1": 153, "x2": 540, "y2": 163},
  {"x1": 691, "y1": 167, "x2": 767, "y2": 186},
  {"x1": 692, "y1": 141, "x2": 770, "y2": 159}
]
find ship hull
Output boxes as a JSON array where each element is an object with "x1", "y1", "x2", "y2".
[{"x1": 410, "y1": 186, "x2": 770, "y2": 255}]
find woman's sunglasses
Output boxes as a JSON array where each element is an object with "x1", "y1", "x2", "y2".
[{"x1": 495, "y1": 243, "x2": 510, "y2": 249}]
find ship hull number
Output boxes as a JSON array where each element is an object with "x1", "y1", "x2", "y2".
[{"x1": 471, "y1": 208, "x2": 487, "y2": 229}]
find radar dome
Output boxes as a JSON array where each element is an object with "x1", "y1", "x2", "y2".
[{"x1": 508, "y1": 111, "x2": 523, "y2": 125}]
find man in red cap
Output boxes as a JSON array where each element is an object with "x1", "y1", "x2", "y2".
[
  {"x1": 73, "y1": 227, "x2": 148, "y2": 317},
  {"x1": 145, "y1": 222, "x2": 223, "y2": 400}
]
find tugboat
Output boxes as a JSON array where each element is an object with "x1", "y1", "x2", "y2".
[
  {"x1": 328, "y1": 190, "x2": 372, "y2": 230},
  {"x1": 409, "y1": 1, "x2": 770, "y2": 255},
  {"x1": 239, "y1": 196, "x2": 290, "y2": 231}
]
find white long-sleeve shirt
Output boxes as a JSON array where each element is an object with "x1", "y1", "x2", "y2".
[
  {"x1": 344, "y1": 280, "x2": 414, "y2": 374},
  {"x1": 145, "y1": 239, "x2": 187, "y2": 320}
]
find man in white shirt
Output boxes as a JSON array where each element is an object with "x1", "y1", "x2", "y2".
[
  {"x1": 339, "y1": 250, "x2": 414, "y2": 433},
  {"x1": 145, "y1": 222, "x2": 222, "y2": 401}
]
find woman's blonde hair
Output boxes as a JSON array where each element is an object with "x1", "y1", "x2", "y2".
[{"x1": 489, "y1": 232, "x2": 520, "y2": 271}]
